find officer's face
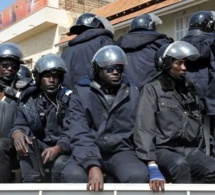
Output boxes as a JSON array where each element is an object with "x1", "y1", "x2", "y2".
[
  {"x1": 40, "y1": 71, "x2": 61, "y2": 92},
  {"x1": 98, "y1": 64, "x2": 123, "y2": 87},
  {"x1": 170, "y1": 59, "x2": 187, "y2": 79},
  {"x1": 0, "y1": 59, "x2": 19, "y2": 80}
]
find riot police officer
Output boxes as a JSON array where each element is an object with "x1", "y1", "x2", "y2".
[
  {"x1": 61, "y1": 45, "x2": 165, "y2": 192},
  {"x1": 10, "y1": 54, "x2": 72, "y2": 183},
  {"x1": 0, "y1": 42, "x2": 32, "y2": 183},
  {"x1": 134, "y1": 41, "x2": 215, "y2": 183},
  {"x1": 181, "y1": 10, "x2": 215, "y2": 155},
  {"x1": 181, "y1": 10, "x2": 215, "y2": 115},
  {"x1": 61, "y1": 13, "x2": 115, "y2": 90},
  {"x1": 117, "y1": 13, "x2": 173, "y2": 89}
]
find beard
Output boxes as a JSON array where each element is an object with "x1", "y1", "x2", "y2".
[
  {"x1": 96, "y1": 77, "x2": 122, "y2": 94},
  {"x1": 169, "y1": 71, "x2": 186, "y2": 82}
]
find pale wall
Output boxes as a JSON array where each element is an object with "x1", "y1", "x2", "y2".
[{"x1": 19, "y1": 26, "x2": 59, "y2": 68}]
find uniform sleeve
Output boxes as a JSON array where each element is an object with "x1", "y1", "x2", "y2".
[
  {"x1": 206, "y1": 47, "x2": 215, "y2": 115},
  {"x1": 57, "y1": 92, "x2": 73, "y2": 154},
  {"x1": 9, "y1": 102, "x2": 32, "y2": 137},
  {"x1": 133, "y1": 83, "x2": 158, "y2": 161},
  {"x1": 61, "y1": 49, "x2": 73, "y2": 89},
  {"x1": 63, "y1": 87, "x2": 101, "y2": 170}
]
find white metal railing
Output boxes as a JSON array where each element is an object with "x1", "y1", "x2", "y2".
[{"x1": 0, "y1": 184, "x2": 215, "y2": 195}]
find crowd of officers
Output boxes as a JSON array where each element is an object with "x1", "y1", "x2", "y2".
[{"x1": 0, "y1": 10, "x2": 215, "y2": 192}]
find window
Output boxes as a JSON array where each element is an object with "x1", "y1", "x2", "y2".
[{"x1": 175, "y1": 14, "x2": 190, "y2": 40}]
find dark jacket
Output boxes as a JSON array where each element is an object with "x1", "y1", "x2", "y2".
[
  {"x1": 0, "y1": 76, "x2": 32, "y2": 137},
  {"x1": 61, "y1": 29, "x2": 115, "y2": 90},
  {"x1": 64, "y1": 76, "x2": 139, "y2": 170},
  {"x1": 9, "y1": 85, "x2": 72, "y2": 154},
  {"x1": 133, "y1": 73, "x2": 203, "y2": 161},
  {"x1": 181, "y1": 31, "x2": 215, "y2": 115},
  {"x1": 117, "y1": 30, "x2": 173, "y2": 89}
]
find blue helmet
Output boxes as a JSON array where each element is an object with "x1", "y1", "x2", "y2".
[
  {"x1": 0, "y1": 42, "x2": 23, "y2": 63},
  {"x1": 33, "y1": 54, "x2": 67, "y2": 83},
  {"x1": 130, "y1": 13, "x2": 162, "y2": 31},
  {"x1": 18, "y1": 64, "x2": 32, "y2": 78},
  {"x1": 68, "y1": 13, "x2": 103, "y2": 35},
  {"x1": 91, "y1": 45, "x2": 127, "y2": 76},
  {"x1": 189, "y1": 11, "x2": 215, "y2": 32}
]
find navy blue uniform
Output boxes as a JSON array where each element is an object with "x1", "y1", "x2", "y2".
[
  {"x1": 182, "y1": 31, "x2": 215, "y2": 115},
  {"x1": 0, "y1": 76, "x2": 32, "y2": 183},
  {"x1": 117, "y1": 30, "x2": 172, "y2": 89},
  {"x1": 61, "y1": 29, "x2": 115, "y2": 89},
  {"x1": 61, "y1": 77, "x2": 149, "y2": 183},
  {"x1": 9, "y1": 85, "x2": 72, "y2": 182}
]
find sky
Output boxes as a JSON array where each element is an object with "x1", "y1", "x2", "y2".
[{"x1": 0, "y1": 0, "x2": 17, "y2": 12}]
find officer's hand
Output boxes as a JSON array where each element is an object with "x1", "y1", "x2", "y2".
[
  {"x1": 148, "y1": 162, "x2": 165, "y2": 192},
  {"x1": 41, "y1": 145, "x2": 62, "y2": 164},
  {"x1": 149, "y1": 179, "x2": 165, "y2": 192},
  {"x1": 87, "y1": 166, "x2": 103, "y2": 191},
  {"x1": 12, "y1": 130, "x2": 32, "y2": 156}
]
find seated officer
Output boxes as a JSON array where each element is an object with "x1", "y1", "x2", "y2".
[
  {"x1": 61, "y1": 45, "x2": 165, "y2": 192},
  {"x1": 0, "y1": 42, "x2": 32, "y2": 183},
  {"x1": 10, "y1": 54, "x2": 72, "y2": 183},
  {"x1": 134, "y1": 41, "x2": 215, "y2": 183}
]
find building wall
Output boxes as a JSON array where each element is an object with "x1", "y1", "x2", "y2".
[
  {"x1": 19, "y1": 26, "x2": 59, "y2": 69},
  {"x1": 114, "y1": 27, "x2": 130, "y2": 41},
  {"x1": 59, "y1": 0, "x2": 115, "y2": 13},
  {"x1": 0, "y1": 0, "x2": 114, "y2": 68}
]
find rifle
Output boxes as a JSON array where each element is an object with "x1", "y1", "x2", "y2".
[{"x1": 32, "y1": 136, "x2": 46, "y2": 182}]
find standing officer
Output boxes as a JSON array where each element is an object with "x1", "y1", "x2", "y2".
[
  {"x1": 117, "y1": 13, "x2": 173, "y2": 89},
  {"x1": 61, "y1": 45, "x2": 165, "y2": 192},
  {"x1": 61, "y1": 13, "x2": 115, "y2": 90},
  {"x1": 134, "y1": 41, "x2": 215, "y2": 183},
  {"x1": 10, "y1": 54, "x2": 72, "y2": 183},
  {"x1": 0, "y1": 42, "x2": 32, "y2": 183},
  {"x1": 181, "y1": 11, "x2": 215, "y2": 155}
]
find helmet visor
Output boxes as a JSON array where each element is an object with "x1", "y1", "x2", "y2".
[
  {"x1": 35, "y1": 54, "x2": 67, "y2": 73},
  {"x1": 92, "y1": 45, "x2": 127, "y2": 68},
  {"x1": 148, "y1": 13, "x2": 163, "y2": 25},
  {"x1": 211, "y1": 11, "x2": 215, "y2": 20},
  {"x1": 164, "y1": 41, "x2": 200, "y2": 61},
  {"x1": 97, "y1": 16, "x2": 114, "y2": 34}
]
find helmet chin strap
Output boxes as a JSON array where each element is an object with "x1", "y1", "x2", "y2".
[
  {"x1": 0, "y1": 72, "x2": 14, "y2": 81},
  {"x1": 45, "y1": 88, "x2": 58, "y2": 95},
  {"x1": 0, "y1": 74, "x2": 16, "y2": 86}
]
